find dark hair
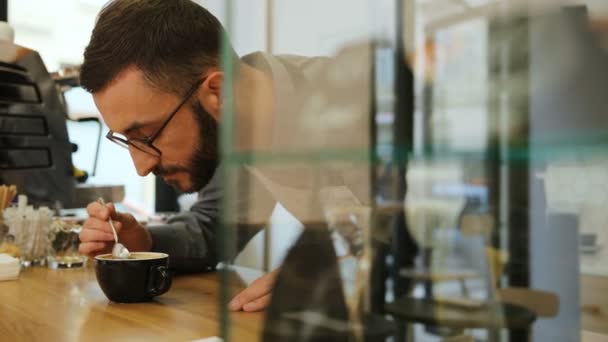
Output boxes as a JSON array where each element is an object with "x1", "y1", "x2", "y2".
[{"x1": 80, "y1": 0, "x2": 237, "y2": 95}]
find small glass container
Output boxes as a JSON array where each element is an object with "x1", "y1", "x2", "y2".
[{"x1": 46, "y1": 218, "x2": 87, "y2": 269}]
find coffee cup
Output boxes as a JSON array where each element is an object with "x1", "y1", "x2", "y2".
[{"x1": 95, "y1": 252, "x2": 172, "y2": 303}]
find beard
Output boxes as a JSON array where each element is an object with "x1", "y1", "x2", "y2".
[{"x1": 153, "y1": 101, "x2": 219, "y2": 193}]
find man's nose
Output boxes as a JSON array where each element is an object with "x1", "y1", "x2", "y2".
[{"x1": 129, "y1": 148, "x2": 159, "y2": 176}]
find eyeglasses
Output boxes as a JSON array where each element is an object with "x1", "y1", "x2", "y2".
[{"x1": 105, "y1": 78, "x2": 205, "y2": 157}]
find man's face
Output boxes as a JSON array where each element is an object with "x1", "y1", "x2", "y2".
[{"x1": 93, "y1": 69, "x2": 219, "y2": 193}]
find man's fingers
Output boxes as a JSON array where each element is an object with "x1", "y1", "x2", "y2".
[
  {"x1": 242, "y1": 294, "x2": 272, "y2": 312},
  {"x1": 229, "y1": 280, "x2": 272, "y2": 311},
  {"x1": 86, "y1": 201, "x2": 111, "y2": 221},
  {"x1": 79, "y1": 227, "x2": 115, "y2": 243},
  {"x1": 82, "y1": 217, "x2": 122, "y2": 234},
  {"x1": 111, "y1": 210, "x2": 135, "y2": 226},
  {"x1": 228, "y1": 271, "x2": 277, "y2": 311},
  {"x1": 80, "y1": 216, "x2": 122, "y2": 257},
  {"x1": 107, "y1": 203, "x2": 123, "y2": 220},
  {"x1": 78, "y1": 241, "x2": 110, "y2": 257}
]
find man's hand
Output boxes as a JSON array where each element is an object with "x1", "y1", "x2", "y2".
[
  {"x1": 79, "y1": 201, "x2": 153, "y2": 257},
  {"x1": 229, "y1": 268, "x2": 280, "y2": 312}
]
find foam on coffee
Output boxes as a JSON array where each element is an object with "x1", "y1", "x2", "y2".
[{"x1": 96, "y1": 252, "x2": 168, "y2": 261}]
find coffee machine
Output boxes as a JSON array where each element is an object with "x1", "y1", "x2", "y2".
[{"x1": 0, "y1": 39, "x2": 75, "y2": 207}]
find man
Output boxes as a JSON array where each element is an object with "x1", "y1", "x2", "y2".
[
  {"x1": 77, "y1": 0, "x2": 300, "y2": 312},
  {"x1": 79, "y1": 0, "x2": 374, "y2": 317}
]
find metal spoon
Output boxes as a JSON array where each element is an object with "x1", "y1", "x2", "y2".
[{"x1": 97, "y1": 198, "x2": 130, "y2": 259}]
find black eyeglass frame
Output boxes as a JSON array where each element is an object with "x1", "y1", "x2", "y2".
[{"x1": 105, "y1": 78, "x2": 206, "y2": 157}]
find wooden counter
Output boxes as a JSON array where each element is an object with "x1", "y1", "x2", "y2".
[
  {"x1": 581, "y1": 275, "x2": 608, "y2": 335},
  {"x1": 0, "y1": 264, "x2": 263, "y2": 341}
]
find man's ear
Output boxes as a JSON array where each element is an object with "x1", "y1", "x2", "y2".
[{"x1": 198, "y1": 70, "x2": 224, "y2": 121}]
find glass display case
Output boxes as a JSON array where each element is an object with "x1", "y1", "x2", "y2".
[{"x1": 219, "y1": 1, "x2": 608, "y2": 341}]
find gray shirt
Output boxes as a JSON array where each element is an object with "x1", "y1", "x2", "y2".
[
  {"x1": 148, "y1": 45, "x2": 373, "y2": 273},
  {"x1": 148, "y1": 52, "x2": 323, "y2": 273}
]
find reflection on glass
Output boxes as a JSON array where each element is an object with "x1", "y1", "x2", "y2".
[
  {"x1": 220, "y1": 0, "x2": 608, "y2": 341},
  {"x1": 325, "y1": 206, "x2": 371, "y2": 341}
]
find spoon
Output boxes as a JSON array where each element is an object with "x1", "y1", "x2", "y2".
[{"x1": 97, "y1": 198, "x2": 130, "y2": 259}]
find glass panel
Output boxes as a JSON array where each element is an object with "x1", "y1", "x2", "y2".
[
  {"x1": 407, "y1": 0, "x2": 608, "y2": 341},
  {"x1": 221, "y1": 1, "x2": 380, "y2": 341},
  {"x1": 221, "y1": 0, "x2": 608, "y2": 341}
]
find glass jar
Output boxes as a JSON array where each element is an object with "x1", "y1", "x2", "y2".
[{"x1": 46, "y1": 218, "x2": 87, "y2": 269}]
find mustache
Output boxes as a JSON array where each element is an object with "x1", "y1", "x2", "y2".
[{"x1": 152, "y1": 164, "x2": 190, "y2": 176}]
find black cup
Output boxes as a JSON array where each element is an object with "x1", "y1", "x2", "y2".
[{"x1": 95, "y1": 252, "x2": 172, "y2": 303}]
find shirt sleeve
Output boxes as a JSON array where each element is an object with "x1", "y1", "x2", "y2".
[
  {"x1": 148, "y1": 166, "x2": 277, "y2": 273},
  {"x1": 148, "y1": 169, "x2": 222, "y2": 273}
]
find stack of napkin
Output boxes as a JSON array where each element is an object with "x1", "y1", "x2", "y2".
[{"x1": 0, "y1": 253, "x2": 20, "y2": 281}]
